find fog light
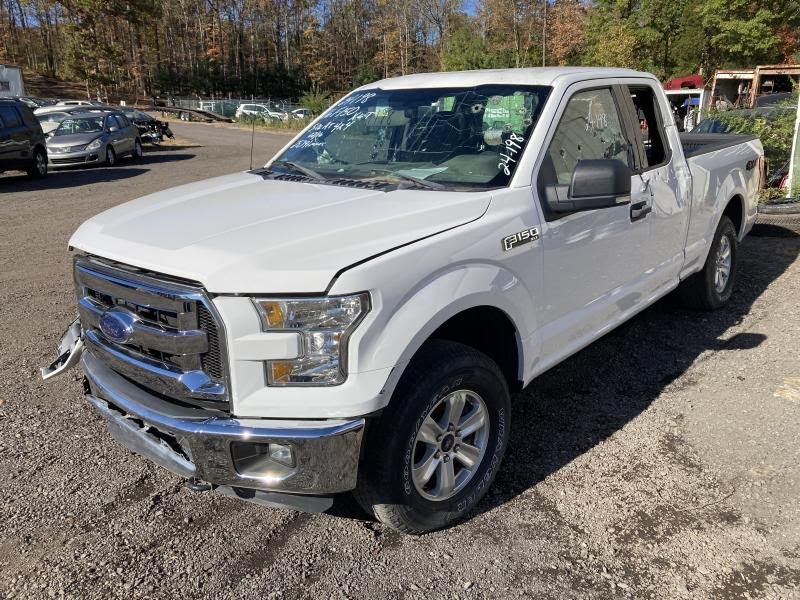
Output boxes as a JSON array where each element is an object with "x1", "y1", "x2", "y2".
[
  {"x1": 231, "y1": 441, "x2": 297, "y2": 478},
  {"x1": 268, "y1": 443, "x2": 295, "y2": 467}
]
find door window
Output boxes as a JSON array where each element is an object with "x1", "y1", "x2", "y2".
[
  {"x1": 0, "y1": 106, "x2": 22, "y2": 129},
  {"x1": 628, "y1": 86, "x2": 669, "y2": 169},
  {"x1": 542, "y1": 88, "x2": 631, "y2": 186}
]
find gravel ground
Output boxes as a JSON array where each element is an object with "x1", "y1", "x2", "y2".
[{"x1": 1, "y1": 122, "x2": 799, "y2": 599}]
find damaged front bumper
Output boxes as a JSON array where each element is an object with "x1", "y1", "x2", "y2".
[{"x1": 42, "y1": 320, "x2": 365, "y2": 513}]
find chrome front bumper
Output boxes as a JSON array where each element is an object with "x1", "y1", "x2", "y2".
[{"x1": 81, "y1": 349, "x2": 365, "y2": 497}]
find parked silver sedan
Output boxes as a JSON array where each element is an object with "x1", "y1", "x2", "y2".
[{"x1": 46, "y1": 111, "x2": 142, "y2": 168}]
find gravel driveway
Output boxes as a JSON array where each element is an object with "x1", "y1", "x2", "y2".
[{"x1": 1, "y1": 122, "x2": 798, "y2": 599}]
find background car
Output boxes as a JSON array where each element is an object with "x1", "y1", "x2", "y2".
[
  {"x1": 46, "y1": 110, "x2": 141, "y2": 168},
  {"x1": 119, "y1": 107, "x2": 174, "y2": 143},
  {"x1": 0, "y1": 98, "x2": 48, "y2": 178},
  {"x1": 291, "y1": 108, "x2": 311, "y2": 120},
  {"x1": 35, "y1": 105, "x2": 115, "y2": 133},
  {"x1": 691, "y1": 105, "x2": 795, "y2": 134},
  {"x1": 12, "y1": 96, "x2": 57, "y2": 109},
  {"x1": 235, "y1": 103, "x2": 287, "y2": 121},
  {"x1": 55, "y1": 99, "x2": 100, "y2": 107}
]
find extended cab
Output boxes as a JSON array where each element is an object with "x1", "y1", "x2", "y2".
[{"x1": 43, "y1": 68, "x2": 763, "y2": 533}]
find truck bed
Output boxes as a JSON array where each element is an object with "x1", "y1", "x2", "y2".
[{"x1": 680, "y1": 133, "x2": 760, "y2": 159}]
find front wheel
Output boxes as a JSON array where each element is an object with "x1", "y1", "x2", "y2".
[
  {"x1": 678, "y1": 215, "x2": 738, "y2": 310},
  {"x1": 132, "y1": 139, "x2": 143, "y2": 159},
  {"x1": 355, "y1": 340, "x2": 510, "y2": 534},
  {"x1": 105, "y1": 145, "x2": 116, "y2": 166}
]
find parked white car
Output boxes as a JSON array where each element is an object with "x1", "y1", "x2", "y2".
[
  {"x1": 235, "y1": 103, "x2": 287, "y2": 121},
  {"x1": 44, "y1": 68, "x2": 763, "y2": 533},
  {"x1": 56, "y1": 100, "x2": 97, "y2": 107},
  {"x1": 291, "y1": 108, "x2": 311, "y2": 120}
]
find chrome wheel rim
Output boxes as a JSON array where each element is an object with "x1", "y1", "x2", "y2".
[
  {"x1": 411, "y1": 389, "x2": 490, "y2": 502},
  {"x1": 714, "y1": 235, "x2": 732, "y2": 293}
]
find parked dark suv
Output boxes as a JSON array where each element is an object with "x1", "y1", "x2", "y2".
[{"x1": 0, "y1": 98, "x2": 48, "y2": 178}]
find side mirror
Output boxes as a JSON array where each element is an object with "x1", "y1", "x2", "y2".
[
  {"x1": 545, "y1": 159, "x2": 632, "y2": 213},
  {"x1": 108, "y1": 125, "x2": 119, "y2": 133}
]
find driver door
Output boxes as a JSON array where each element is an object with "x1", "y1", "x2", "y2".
[{"x1": 535, "y1": 84, "x2": 652, "y2": 364}]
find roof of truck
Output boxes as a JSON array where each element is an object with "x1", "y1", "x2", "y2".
[{"x1": 360, "y1": 67, "x2": 652, "y2": 90}]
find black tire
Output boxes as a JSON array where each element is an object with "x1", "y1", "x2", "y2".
[
  {"x1": 355, "y1": 340, "x2": 510, "y2": 534},
  {"x1": 105, "y1": 145, "x2": 116, "y2": 166},
  {"x1": 678, "y1": 216, "x2": 738, "y2": 310},
  {"x1": 26, "y1": 147, "x2": 47, "y2": 179},
  {"x1": 131, "y1": 139, "x2": 143, "y2": 159}
]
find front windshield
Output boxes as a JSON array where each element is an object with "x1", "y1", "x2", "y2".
[
  {"x1": 124, "y1": 109, "x2": 151, "y2": 121},
  {"x1": 53, "y1": 115, "x2": 105, "y2": 136},
  {"x1": 274, "y1": 85, "x2": 551, "y2": 189}
]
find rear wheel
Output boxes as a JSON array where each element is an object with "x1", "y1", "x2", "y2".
[
  {"x1": 355, "y1": 340, "x2": 510, "y2": 534},
  {"x1": 678, "y1": 216, "x2": 738, "y2": 310},
  {"x1": 26, "y1": 147, "x2": 47, "y2": 179},
  {"x1": 105, "y1": 146, "x2": 116, "y2": 166}
]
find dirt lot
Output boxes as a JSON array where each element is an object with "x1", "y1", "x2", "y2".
[{"x1": 1, "y1": 122, "x2": 798, "y2": 599}]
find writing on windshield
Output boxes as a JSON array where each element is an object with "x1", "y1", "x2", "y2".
[{"x1": 274, "y1": 85, "x2": 551, "y2": 190}]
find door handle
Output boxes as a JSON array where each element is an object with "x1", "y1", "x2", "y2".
[{"x1": 630, "y1": 200, "x2": 652, "y2": 221}]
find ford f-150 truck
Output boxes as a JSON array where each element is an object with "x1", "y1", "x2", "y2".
[{"x1": 43, "y1": 68, "x2": 763, "y2": 534}]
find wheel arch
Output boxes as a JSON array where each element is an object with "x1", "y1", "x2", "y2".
[
  {"x1": 353, "y1": 264, "x2": 536, "y2": 408},
  {"x1": 722, "y1": 193, "x2": 745, "y2": 238}
]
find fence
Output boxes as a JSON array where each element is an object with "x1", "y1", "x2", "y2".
[{"x1": 171, "y1": 97, "x2": 304, "y2": 119}]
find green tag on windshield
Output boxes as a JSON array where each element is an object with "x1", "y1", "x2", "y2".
[{"x1": 483, "y1": 95, "x2": 526, "y2": 132}]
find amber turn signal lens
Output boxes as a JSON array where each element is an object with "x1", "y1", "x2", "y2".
[
  {"x1": 258, "y1": 301, "x2": 285, "y2": 328},
  {"x1": 269, "y1": 360, "x2": 293, "y2": 383}
]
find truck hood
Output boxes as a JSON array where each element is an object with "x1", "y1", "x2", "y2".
[{"x1": 70, "y1": 171, "x2": 491, "y2": 293}]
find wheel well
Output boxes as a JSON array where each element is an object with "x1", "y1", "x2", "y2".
[
  {"x1": 723, "y1": 195, "x2": 744, "y2": 236},
  {"x1": 428, "y1": 306, "x2": 522, "y2": 391}
]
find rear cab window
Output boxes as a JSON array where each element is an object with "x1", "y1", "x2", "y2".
[{"x1": 626, "y1": 85, "x2": 671, "y2": 170}]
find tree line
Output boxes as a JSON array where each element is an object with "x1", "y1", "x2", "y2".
[{"x1": 1, "y1": 0, "x2": 798, "y2": 101}]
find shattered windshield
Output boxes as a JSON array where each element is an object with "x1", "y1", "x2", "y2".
[{"x1": 272, "y1": 85, "x2": 551, "y2": 190}]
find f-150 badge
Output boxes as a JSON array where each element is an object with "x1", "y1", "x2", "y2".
[{"x1": 503, "y1": 227, "x2": 540, "y2": 251}]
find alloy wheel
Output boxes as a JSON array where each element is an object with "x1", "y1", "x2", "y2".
[
  {"x1": 714, "y1": 235, "x2": 732, "y2": 293},
  {"x1": 411, "y1": 389, "x2": 490, "y2": 502}
]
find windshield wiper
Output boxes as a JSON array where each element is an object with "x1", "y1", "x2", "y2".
[
  {"x1": 269, "y1": 160, "x2": 327, "y2": 181},
  {"x1": 366, "y1": 169, "x2": 447, "y2": 191}
]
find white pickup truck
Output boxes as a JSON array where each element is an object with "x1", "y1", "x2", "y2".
[{"x1": 43, "y1": 68, "x2": 763, "y2": 533}]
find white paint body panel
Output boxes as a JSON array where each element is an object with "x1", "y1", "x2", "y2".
[{"x1": 68, "y1": 68, "x2": 763, "y2": 419}]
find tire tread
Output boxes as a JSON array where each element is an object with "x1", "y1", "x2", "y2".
[{"x1": 354, "y1": 340, "x2": 508, "y2": 534}]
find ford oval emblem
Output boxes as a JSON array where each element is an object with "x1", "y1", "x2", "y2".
[{"x1": 98, "y1": 308, "x2": 137, "y2": 344}]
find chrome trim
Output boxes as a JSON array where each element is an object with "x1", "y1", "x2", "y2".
[
  {"x1": 82, "y1": 351, "x2": 364, "y2": 494},
  {"x1": 41, "y1": 318, "x2": 84, "y2": 380},
  {"x1": 74, "y1": 256, "x2": 230, "y2": 405},
  {"x1": 85, "y1": 330, "x2": 226, "y2": 398},
  {"x1": 79, "y1": 297, "x2": 209, "y2": 355},
  {"x1": 75, "y1": 261, "x2": 196, "y2": 316}
]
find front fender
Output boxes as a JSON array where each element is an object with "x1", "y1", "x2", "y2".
[{"x1": 343, "y1": 262, "x2": 540, "y2": 405}]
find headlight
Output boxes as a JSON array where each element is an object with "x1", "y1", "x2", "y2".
[
  {"x1": 254, "y1": 293, "x2": 370, "y2": 386},
  {"x1": 86, "y1": 138, "x2": 103, "y2": 151}
]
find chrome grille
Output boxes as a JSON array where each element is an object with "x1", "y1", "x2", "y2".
[
  {"x1": 197, "y1": 303, "x2": 224, "y2": 381},
  {"x1": 74, "y1": 256, "x2": 229, "y2": 408}
]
